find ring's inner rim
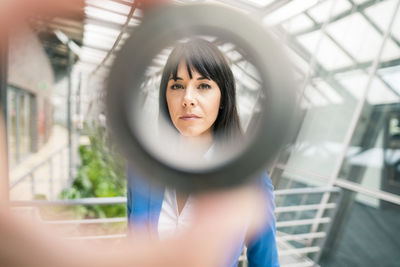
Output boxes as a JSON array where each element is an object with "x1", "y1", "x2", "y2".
[
  {"x1": 106, "y1": 3, "x2": 295, "y2": 192},
  {"x1": 129, "y1": 36, "x2": 265, "y2": 172}
]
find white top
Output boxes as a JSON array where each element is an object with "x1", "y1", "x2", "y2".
[
  {"x1": 157, "y1": 187, "x2": 195, "y2": 240},
  {"x1": 158, "y1": 144, "x2": 214, "y2": 240}
]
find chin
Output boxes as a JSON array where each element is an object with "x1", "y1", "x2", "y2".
[{"x1": 178, "y1": 128, "x2": 203, "y2": 137}]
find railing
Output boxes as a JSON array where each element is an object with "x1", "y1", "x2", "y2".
[
  {"x1": 10, "y1": 145, "x2": 68, "y2": 200},
  {"x1": 273, "y1": 187, "x2": 342, "y2": 267},
  {"x1": 11, "y1": 197, "x2": 127, "y2": 241},
  {"x1": 11, "y1": 186, "x2": 342, "y2": 266},
  {"x1": 238, "y1": 187, "x2": 342, "y2": 267}
]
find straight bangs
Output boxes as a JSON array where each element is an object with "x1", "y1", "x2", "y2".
[{"x1": 167, "y1": 40, "x2": 223, "y2": 84}]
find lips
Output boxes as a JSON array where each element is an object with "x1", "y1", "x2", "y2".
[{"x1": 180, "y1": 114, "x2": 201, "y2": 120}]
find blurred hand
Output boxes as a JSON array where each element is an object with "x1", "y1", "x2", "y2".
[
  {"x1": 0, "y1": 0, "x2": 269, "y2": 265},
  {"x1": 0, "y1": 178, "x2": 267, "y2": 267}
]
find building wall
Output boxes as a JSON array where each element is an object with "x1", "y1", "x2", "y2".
[{"x1": 7, "y1": 25, "x2": 53, "y2": 162}]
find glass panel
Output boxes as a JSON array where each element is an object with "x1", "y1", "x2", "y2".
[
  {"x1": 86, "y1": 0, "x2": 131, "y2": 15},
  {"x1": 275, "y1": 75, "x2": 360, "y2": 181},
  {"x1": 297, "y1": 31, "x2": 353, "y2": 70},
  {"x1": 364, "y1": 0, "x2": 400, "y2": 41},
  {"x1": 263, "y1": 0, "x2": 319, "y2": 26},
  {"x1": 254, "y1": 0, "x2": 400, "y2": 189},
  {"x1": 304, "y1": 85, "x2": 329, "y2": 107},
  {"x1": 273, "y1": 164, "x2": 328, "y2": 187},
  {"x1": 326, "y1": 13, "x2": 400, "y2": 62},
  {"x1": 85, "y1": 6, "x2": 127, "y2": 25},
  {"x1": 320, "y1": 191, "x2": 400, "y2": 267},
  {"x1": 80, "y1": 53, "x2": 105, "y2": 64},
  {"x1": 340, "y1": 103, "x2": 400, "y2": 195},
  {"x1": 336, "y1": 70, "x2": 400, "y2": 105},
  {"x1": 307, "y1": 0, "x2": 352, "y2": 24},
  {"x1": 282, "y1": 14, "x2": 314, "y2": 33},
  {"x1": 313, "y1": 79, "x2": 344, "y2": 104},
  {"x1": 391, "y1": 9, "x2": 400, "y2": 42},
  {"x1": 83, "y1": 31, "x2": 116, "y2": 46},
  {"x1": 84, "y1": 23, "x2": 120, "y2": 38},
  {"x1": 379, "y1": 66, "x2": 400, "y2": 95},
  {"x1": 80, "y1": 47, "x2": 107, "y2": 60}
]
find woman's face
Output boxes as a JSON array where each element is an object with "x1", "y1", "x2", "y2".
[{"x1": 166, "y1": 61, "x2": 221, "y2": 138}]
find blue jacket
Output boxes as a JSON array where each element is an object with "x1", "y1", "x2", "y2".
[{"x1": 127, "y1": 167, "x2": 280, "y2": 267}]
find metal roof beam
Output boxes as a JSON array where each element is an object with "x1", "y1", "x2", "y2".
[
  {"x1": 292, "y1": 0, "x2": 384, "y2": 37},
  {"x1": 321, "y1": 57, "x2": 400, "y2": 76}
]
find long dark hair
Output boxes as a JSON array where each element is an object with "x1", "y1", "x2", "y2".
[{"x1": 159, "y1": 39, "x2": 242, "y2": 142}]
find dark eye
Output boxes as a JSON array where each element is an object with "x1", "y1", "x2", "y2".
[
  {"x1": 170, "y1": 83, "x2": 184, "y2": 90},
  {"x1": 198, "y1": 83, "x2": 211, "y2": 90}
]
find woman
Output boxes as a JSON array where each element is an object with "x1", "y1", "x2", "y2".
[{"x1": 127, "y1": 39, "x2": 279, "y2": 267}]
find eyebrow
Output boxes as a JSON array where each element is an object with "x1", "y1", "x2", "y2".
[
  {"x1": 169, "y1": 77, "x2": 183, "y2": 81},
  {"x1": 169, "y1": 76, "x2": 210, "y2": 81}
]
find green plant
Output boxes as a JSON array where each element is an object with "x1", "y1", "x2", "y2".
[{"x1": 60, "y1": 122, "x2": 127, "y2": 218}]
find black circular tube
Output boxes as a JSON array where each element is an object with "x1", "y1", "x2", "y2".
[{"x1": 106, "y1": 3, "x2": 297, "y2": 192}]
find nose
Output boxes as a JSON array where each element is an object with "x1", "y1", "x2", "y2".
[{"x1": 182, "y1": 86, "x2": 197, "y2": 108}]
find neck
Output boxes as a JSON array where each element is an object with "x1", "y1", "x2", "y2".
[{"x1": 179, "y1": 131, "x2": 213, "y2": 156}]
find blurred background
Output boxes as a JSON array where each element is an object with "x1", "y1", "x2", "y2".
[{"x1": 2, "y1": 0, "x2": 399, "y2": 266}]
